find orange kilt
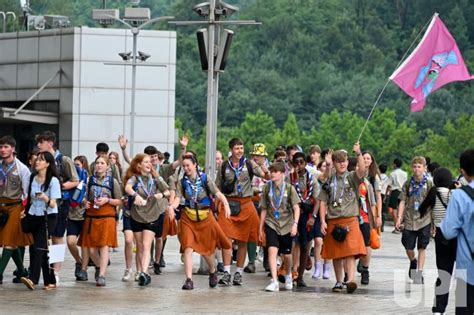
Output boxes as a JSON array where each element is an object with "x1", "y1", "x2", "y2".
[
  {"x1": 178, "y1": 210, "x2": 231, "y2": 256},
  {"x1": 217, "y1": 197, "x2": 259, "y2": 243},
  {"x1": 78, "y1": 204, "x2": 117, "y2": 248},
  {"x1": 162, "y1": 211, "x2": 178, "y2": 239},
  {"x1": 322, "y1": 216, "x2": 367, "y2": 260},
  {"x1": 0, "y1": 199, "x2": 32, "y2": 247}
]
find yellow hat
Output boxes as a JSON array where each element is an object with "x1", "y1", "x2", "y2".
[{"x1": 250, "y1": 143, "x2": 268, "y2": 156}]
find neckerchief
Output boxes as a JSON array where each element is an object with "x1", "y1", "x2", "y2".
[
  {"x1": 228, "y1": 157, "x2": 246, "y2": 196},
  {"x1": 0, "y1": 160, "x2": 16, "y2": 186},
  {"x1": 291, "y1": 170, "x2": 314, "y2": 203},
  {"x1": 137, "y1": 174, "x2": 155, "y2": 199},
  {"x1": 408, "y1": 175, "x2": 428, "y2": 199},
  {"x1": 269, "y1": 181, "x2": 285, "y2": 212},
  {"x1": 183, "y1": 173, "x2": 202, "y2": 203}
]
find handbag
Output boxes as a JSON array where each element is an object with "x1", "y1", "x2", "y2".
[
  {"x1": 0, "y1": 211, "x2": 9, "y2": 226},
  {"x1": 228, "y1": 200, "x2": 241, "y2": 216},
  {"x1": 331, "y1": 224, "x2": 349, "y2": 242},
  {"x1": 370, "y1": 228, "x2": 381, "y2": 249},
  {"x1": 21, "y1": 213, "x2": 33, "y2": 233}
]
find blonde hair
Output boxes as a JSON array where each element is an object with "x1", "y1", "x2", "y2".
[{"x1": 411, "y1": 156, "x2": 426, "y2": 166}]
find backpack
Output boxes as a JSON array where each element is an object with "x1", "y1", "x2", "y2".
[
  {"x1": 220, "y1": 159, "x2": 254, "y2": 194},
  {"x1": 70, "y1": 168, "x2": 88, "y2": 205},
  {"x1": 55, "y1": 152, "x2": 82, "y2": 201}
]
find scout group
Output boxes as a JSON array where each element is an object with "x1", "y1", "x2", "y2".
[{"x1": 0, "y1": 131, "x2": 472, "y2": 314}]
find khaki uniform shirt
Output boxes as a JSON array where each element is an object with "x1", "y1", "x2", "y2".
[
  {"x1": 159, "y1": 164, "x2": 175, "y2": 182},
  {"x1": 127, "y1": 175, "x2": 169, "y2": 223},
  {"x1": 216, "y1": 159, "x2": 265, "y2": 198},
  {"x1": 389, "y1": 168, "x2": 408, "y2": 192},
  {"x1": 89, "y1": 162, "x2": 122, "y2": 186},
  {"x1": 399, "y1": 177, "x2": 433, "y2": 231},
  {"x1": 318, "y1": 171, "x2": 362, "y2": 219},
  {"x1": 0, "y1": 159, "x2": 30, "y2": 200},
  {"x1": 176, "y1": 174, "x2": 219, "y2": 201},
  {"x1": 56, "y1": 153, "x2": 79, "y2": 184},
  {"x1": 291, "y1": 171, "x2": 320, "y2": 209},
  {"x1": 260, "y1": 182, "x2": 300, "y2": 235}
]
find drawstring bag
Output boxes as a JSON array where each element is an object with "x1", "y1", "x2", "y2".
[{"x1": 370, "y1": 228, "x2": 381, "y2": 249}]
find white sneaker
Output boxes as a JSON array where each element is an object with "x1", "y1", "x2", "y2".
[
  {"x1": 284, "y1": 278, "x2": 293, "y2": 290},
  {"x1": 122, "y1": 269, "x2": 133, "y2": 282},
  {"x1": 265, "y1": 280, "x2": 279, "y2": 292}
]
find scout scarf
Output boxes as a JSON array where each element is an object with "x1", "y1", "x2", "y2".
[
  {"x1": 331, "y1": 172, "x2": 349, "y2": 207},
  {"x1": 183, "y1": 173, "x2": 202, "y2": 205},
  {"x1": 269, "y1": 181, "x2": 285, "y2": 220},
  {"x1": 0, "y1": 161, "x2": 16, "y2": 187},
  {"x1": 408, "y1": 175, "x2": 428, "y2": 198},
  {"x1": 291, "y1": 170, "x2": 314, "y2": 203},
  {"x1": 137, "y1": 174, "x2": 155, "y2": 199},
  {"x1": 228, "y1": 157, "x2": 246, "y2": 196}
]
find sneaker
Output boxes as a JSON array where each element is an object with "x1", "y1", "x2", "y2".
[
  {"x1": 95, "y1": 267, "x2": 100, "y2": 281},
  {"x1": 232, "y1": 272, "x2": 242, "y2": 285},
  {"x1": 138, "y1": 272, "x2": 147, "y2": 286},
  {"x1": 284, "y1": 278, "x2": 293, "y2": 290},
  {"x1": 21, "y1": 277, "x2": 35, "y2": 290},
  {"x1": 209, "y1": 272, "x2": 218, "y2": 288},
  {"x1": 96, "y1": 276, "x2": 106, "y2": 287},
  {"x1": 265, "y1": 279, "x2": 279, "y2": 292},
  {"x1": 145, "y1": 273, "x2": 151, "y2": 286},
  {"x1": 409, "y1": 259, "x2": 418, "y2": 279},
  {"x1": 322, "y1": 263, "x2": 331, "y2": 280},
  {"x1": 296, "y1": 278, "x2": 307, "y2": 287},
  {"x1": 305, "y1": 256, "x2": 313, "y2": 271},
  {"x1": 76, "y1": 270, "x2": 88, "y2": 281},
  {"x1": 413, "y1": 270, "x2": 424, "y2": 284},
  {"x1": 361, "y1": 268, "x2": 369, "y2": 285},
  {"x1": 134, "y1": 271, "x2": 140, "y2": 282},
  {"x1": 74, "y1": 262, "x2": 82, "y2": 278},
  {"x1": 153, "y1": 262, "x2": 161, "y2": 275},
  {"x1": 243, "y1": 263, "x2": 256, "y2": 273},
  {"x1": 218, "y1": 271, "x2": 231, "y2": 286},
  {"x1": 392, "y1": 228, "x2": 401, "y2": 234},
  {"x1": 216, "y1": 262, "x2": 224, "y2": 273},
  {"x1": 182, "y1": 278, "x2": 194, "y2": 290},
  {"x1": 357, "y1": 260, "x2": 363, "y2": 273},
  {"x1": 148, "y1": 259, "x2": 154, "y2": 269},
  {"x1": 312, "y1": 261, "x2": 322, "y2": 279},
  {"x1": 346, "y1": 281, "x2": 358, "y2": 294},
  {"x1": 122, "y1": 269, "x2": 133, "y2": 282},
  {"x1": 332, "y1": 282, "x2": 343, "y2": 293}
]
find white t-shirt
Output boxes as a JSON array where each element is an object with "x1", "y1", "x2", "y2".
[{"x1": 28, "y1": 176, "x2": 61, "y2": 216}]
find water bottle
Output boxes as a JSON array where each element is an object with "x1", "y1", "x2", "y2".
[{"x1": 72, "y1": 180, "x2": 84, "y2": 201}]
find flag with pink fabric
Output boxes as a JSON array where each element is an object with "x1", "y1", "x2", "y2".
[{"x1": 390, "y1": 13, "x2": 474, "y2": 112}]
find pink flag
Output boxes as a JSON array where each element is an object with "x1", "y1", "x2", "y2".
[{"x1": 390, "y1": 13, "x2": 474, "y2": 112}]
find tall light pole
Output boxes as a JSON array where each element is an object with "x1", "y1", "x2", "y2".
[
  {"x1": 171, "y1": 1, "x2": 260, "y2": 274},
  {"x1": 95, "y1": 8, "x2": 174, "y2": 156},
  {"x1": 171, "y1": 1, "x2": 260, "y2": 180}
]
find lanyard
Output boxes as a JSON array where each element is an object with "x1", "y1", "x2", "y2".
[
  {"x1": 269, "y1": 181, "x2": 285, "y2": 211},
  {"x1": 293, "y1": 170, "x2": 314, "y2": 203},
  {"x1": 184, "y1": 174, "x2": 202, "y2": 203},
  {"x1": 137, "y1": 174, "x2": 155, "y2": 199},
  {"x1": 332, "y1": 172, "x2": 348, "y2": 204},
  {"x1": 408, "y1": 175, "x2": 427, "y2": 200},
  {"x1": 0, "y1": 161, "x2": 15, "y2": 185},
  {"x1": 228, "y1": 157, "x2": 246, "y2": 196}
]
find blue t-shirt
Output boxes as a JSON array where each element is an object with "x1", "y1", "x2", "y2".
[{"x1": 28, "y1": 176, "x2": 61, "y2": 216}]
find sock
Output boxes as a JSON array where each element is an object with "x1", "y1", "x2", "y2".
[
  {"x1": 224, "y1": 265, "x2": 231, "y2": 273},
  {"x1": 0, "y1": 248, "x2": 13, "y2": 275},
  {"x1": 11, "y1": 249, "x2": 26, "y2": 273},
  {"x1": 236, "y1": 267, "x2": 244, "y2": 274},
  {"x1": 19, "y1": 247, "x2": 25, "y2": 261},
  {"x1": 247, "y1": 242, "x2": 256, "y2": 263},
  {"x1": 285, "y1": 273, "x2": 292, "y2": 282}
]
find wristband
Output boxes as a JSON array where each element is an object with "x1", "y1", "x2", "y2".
[{"x1": 312, "y1": 214, "x2": 317, "y2": 219}]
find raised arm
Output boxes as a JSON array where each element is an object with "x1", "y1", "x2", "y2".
[{"x1": 118, "y1": 135, "x2": 131, "y2": 165}]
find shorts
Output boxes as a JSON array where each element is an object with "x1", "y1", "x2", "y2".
[
  {"x1": 401, "y1": 224, "x2": 431, "y2": 250},
  {"x1": 66, "y1": 219, "x2": 84, "y2": 236},
  {"x1": 52, "y1": 200, "x2": 70, "y2": 238},
  {"x1": 130, "y1": 213, "x2": 164, "y2": 235},
  {"x1": 265, "y1": 224, "x2": 292, "y2": 255},
  {"x1": 359, "y1": 222, "x2": 371, "y2": 247},
  {"x1": 388, "y1": 190, "x2": 401, "y2": 209},
  {"x1": 312, "y1": 215, "x2": 323, "y2": 239},
  {"x1": 122, "y1": 215, "x2": 132, "y2": 232},
  {"x1": 297, "y1": 212, "x2": 315, "y2": 247}
]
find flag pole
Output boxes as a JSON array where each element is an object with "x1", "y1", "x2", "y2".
[{"x1": 356, "y1": 13, "x2": 437, "y2": 142}]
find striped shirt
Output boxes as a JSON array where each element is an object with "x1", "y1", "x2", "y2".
[{"x1": 432, "y1": 187, "x2": 451, "y2": 227}]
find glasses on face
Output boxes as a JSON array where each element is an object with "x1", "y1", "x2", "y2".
[{"x1": 294, "y1": 159, "x2": 306, "y2": 165}]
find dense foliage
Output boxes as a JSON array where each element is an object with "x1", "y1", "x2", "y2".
[{"x1": 0, "y1": 0, "x2": 473, "y2": 170}]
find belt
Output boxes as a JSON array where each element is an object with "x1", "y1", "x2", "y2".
[{"x1": 0, "y1": 200, "x2": 22, "y2": 208}]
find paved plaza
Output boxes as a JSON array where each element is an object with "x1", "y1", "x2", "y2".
[{"x1": 0, "y1": 223, "x2": 456, "y2": 314}]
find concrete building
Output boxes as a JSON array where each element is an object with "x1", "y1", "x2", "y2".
[{"x1": 0, "y1": 26, "x2": 176, "y2": 162}]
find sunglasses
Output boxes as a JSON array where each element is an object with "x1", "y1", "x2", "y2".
[{"x1": 294, "y1": 159, "x2": 306, "y2": 165}]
